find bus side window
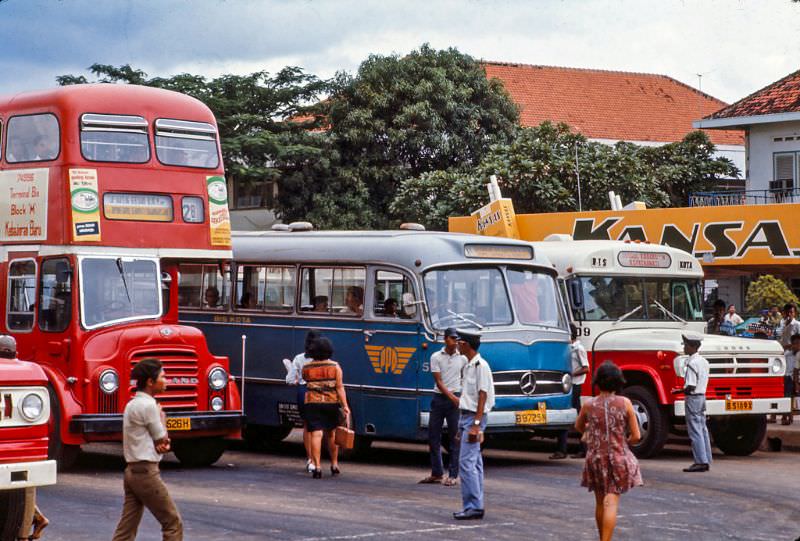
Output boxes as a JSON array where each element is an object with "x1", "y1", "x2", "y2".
[
  {"x1": 373, "y1": 270, "x2": 416, "y2": 319},
  {"x1": 6, "y1": 113, "x2": 59, "y2": 163},
  {"x1": 236, "y1": 265, "x2": 265, "y2": 310},
  {"x1": 299, "y1": 267, "x2": 365, "y2": 317},
  {"x1": 264, "y1": 266, "x2": 295, "y2": 312},
  {"x1": 39, "y1": 258, "x2": 72, "y2": 332},
  {"x1": 178, "y1": 263, "x2": 229, "y2": 310},
  {"x1": 7, "y1": 259, "x2": 37, "y2": 331}
]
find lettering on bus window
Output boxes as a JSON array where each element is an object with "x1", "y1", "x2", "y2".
[
  {"x1": 80, "y1": 114, "x2": 149, "y2": 163},
  {"x1": 300, "y1": 267, "x2": 366, "y2": 317},
  {"x1": 39, "y1": 258, "x2": 72, "y2": 333},
  {"x1": 155, "y1": 119, "x2": 220, "y2": 168},
  {"x1": 7, "y1": 259, "x2": 37, "y2": 331},
  {"x1": 178, "y1": 264, "x2": 230, "y2": 310},
  {"x1": 373, "y1": 270, "x2": 417, "y2": 319},
  {"x1": 6, "y1": 114, "x2": 59, "y2": 163}
]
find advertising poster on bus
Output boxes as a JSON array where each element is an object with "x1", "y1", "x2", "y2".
[
  {"x1": 207, "y1": 175, "x2": 231, "y2": 246},
  {"x1": 69, "y1": 168, "x2": 102, "y2": 241},
  {"x1": 0, "y1": 168, "x2": 48, "y2": 242}
]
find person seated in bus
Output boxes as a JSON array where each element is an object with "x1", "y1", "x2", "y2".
[
  {"x1": 383, "y1": 298, "x2": 399, "y2": 318},
  {"x1": 32, "y1": 135, "x2": 52, "y2": 160},
  {"x1": 340, "y1": 286, "x2": 364, "y2": 316},
  {"x1": 239, "y1": 291, "x2": 257, "y2": 309},
  {"x1": 204, "y1": 286, "x2": 221, "y2": 308},
  {"x1": 312, "y1": 295, "x2": 329, "y2": 312}
]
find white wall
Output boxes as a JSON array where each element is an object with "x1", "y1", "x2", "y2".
[{"x1": 747, "y1": 121, "x2": 800, "y2": 191}]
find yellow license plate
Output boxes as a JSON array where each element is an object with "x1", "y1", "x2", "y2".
[
  {"x1": 166, "y1": 417, "x2": 192, "y2": 431},
  {"x1": 515, "y1": 407, "x2": 547, "y2": 425},
  {"x1": 725, "y1": 399, "x2": 753, "y2": 411}
]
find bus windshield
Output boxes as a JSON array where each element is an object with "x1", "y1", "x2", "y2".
[
  {"x1": 423, "y1": 266, "x2": 565, "y2": 330},
  {"x1": 81, "y1": 258, "x2": 161, "y2": 328},
  {"x1": 571, "y1": 275, "x2": 704, "y2": 322}
]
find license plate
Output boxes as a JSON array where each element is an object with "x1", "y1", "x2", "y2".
[
  {"x1": 515, "y1": 405, "x2": 547, "y2": 425},
  {"x1": 725, "y1": 399, "x2": 753, "y2": 411},
  {"x1": 166, "y1": 417, "x2": 192, "y2": 431}
]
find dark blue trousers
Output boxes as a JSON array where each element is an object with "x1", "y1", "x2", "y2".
[{"x1": 428, "y1": 393, "x2": 461, "y2": 478}]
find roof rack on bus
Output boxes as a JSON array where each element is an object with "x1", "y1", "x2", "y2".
[{"x1": 399, "y1": 223, "x2": 426, "y2": 231}]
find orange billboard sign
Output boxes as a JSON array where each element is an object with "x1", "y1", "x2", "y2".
[{"x1": 449, "y1": 203, "x2": 800, "y2": 267}]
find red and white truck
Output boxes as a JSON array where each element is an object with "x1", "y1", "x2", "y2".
[
  {"x1": 0, "y1": 357, "x2": 56, "y2": 539},
  {"x1": 535, "y1": 237, "x2": 789, "y2": 457}
]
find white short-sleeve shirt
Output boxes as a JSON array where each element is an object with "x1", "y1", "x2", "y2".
[
  {"x1": 570, "y1": 341, "x2": 589, "y2": 385},
  {"x1": 122, "y1": 392, "x2": 167, "y2": 463},
  {"x1": 430, "y1": 348, "x2": 467, "y2": 393},
  {"x1": 781, "y1": 319, "x2": 800, "y2": 348},
  {"x1": 459, "y1": 354, "x2": 495, "y2": 414},
  {"x1": 286, "y1": 353, "x2": 311, "y2": 385},
  {"x1": 684, "y1": 352, "x2": 709, "y2": 395}
]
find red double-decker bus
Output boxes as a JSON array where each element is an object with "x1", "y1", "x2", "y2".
[{"x1": 0, "y1": 84, "x2": 242, "y2": 468}]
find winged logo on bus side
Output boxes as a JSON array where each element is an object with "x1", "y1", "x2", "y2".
[{"x1": 364, "y1": 345, "x2": 416, "y2": 375}]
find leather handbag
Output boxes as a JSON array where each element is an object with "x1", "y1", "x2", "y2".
[{"x1": 334, "y1": 412, "x2": 355, "y2": 449}]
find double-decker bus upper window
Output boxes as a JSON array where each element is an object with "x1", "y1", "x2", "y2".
[
  {"x1": 80, "y1": 113, "x2": 149, "y2": 163},
  {"x1": 299, "y1": 267, "x2": 366, "y2": 316},
  {"x1": 373, "y1": 270, "x2": 416, "y2": 319},
  {"x1": 155, "y1": 118, "x2": 219, "y2": 168},
  {"x1": 7, "y1": 260, "x2": 36, "y2": 331},
  {"x1": 576, "y1": 276, "x2": 704, "y2": 321},
  {"x1": 6, "y1": 114, "x2": 59, "y2": 163},
  {"x1": 39, "y1": 258, "x2": 72, "y2": 332},
  {"x1": 81, "y1": 258, "x2": 160, "y2": 328},
  {"x1": 178, "y1": 263, "x2": 229, "y2": 310},
  {"x1": 423, "y1": 267, "x2": 512, "y2": 329},
  {"x1": 507, "y1": 268, "x2": 566, "y2": 329}
]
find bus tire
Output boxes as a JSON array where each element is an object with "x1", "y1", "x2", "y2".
[
  {"x1": 0, "y1": 489, "x2": 25, "y2": 541},
  {"x1": 243, "y1": 424, "x2": 294, "y2": 451},
  {"x1": 47, "y1": 385, "x2": 80, "y2": 471},
  {"x1": 622, "y1": 385, "x2": 668, "y2": 459},
  {"x1": 710, "y1": 415, "x2": 767, "y2": 456},
  {"x1": 172, "y1": 437, "x2": 227, "y2": 467}
]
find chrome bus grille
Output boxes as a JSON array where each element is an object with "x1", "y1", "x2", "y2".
[
  {"x1": 130, "y1": 350, "x2": 200, "y2": 411},
  {"x1": 493, "y1": 370, "x2": 565, "y2": 397}
]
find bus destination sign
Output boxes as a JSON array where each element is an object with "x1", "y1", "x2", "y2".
[
  {"x1": 104, "y1": 193, "x2": 173, "y2": 222},
  {"x1": 617, "y1": 251, "x2": 672, "y2": 269}
]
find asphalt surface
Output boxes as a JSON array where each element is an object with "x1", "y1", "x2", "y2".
[{"x1": 36, "y1": 432, "x2": 799, "y2": 541}]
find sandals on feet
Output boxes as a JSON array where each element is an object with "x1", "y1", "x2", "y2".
[
  {"x1": 418, "y1": 475, "x2": 443, "y2": 484},
  {"x1": 443, "y1": 477, "x2": 458, "y2": 487}
]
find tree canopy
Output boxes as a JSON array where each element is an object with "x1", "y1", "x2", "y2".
[{"x1": 745, "y1": 275, "x2": 799, "y2": 315}]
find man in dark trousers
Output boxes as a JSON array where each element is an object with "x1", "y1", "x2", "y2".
[
  {"x1": 673, "y1": 333, "x2": 712, "y2": 472},
  {"x1": 453, "y1": 329, "x2": 495, "y2": 520},
  {"x1": 112, "y1": 358, "x2": 183, "y2": 540}
]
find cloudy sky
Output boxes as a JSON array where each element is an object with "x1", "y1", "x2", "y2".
[{"x1": 1, "y1": 0, "x2": 798, "y2": 104}]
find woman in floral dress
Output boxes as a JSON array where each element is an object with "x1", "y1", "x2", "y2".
[{"x1": 576, "y1": 361, "x2": 643, "y2": 541}]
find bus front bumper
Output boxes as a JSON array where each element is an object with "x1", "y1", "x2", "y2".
[
  {"x1": 0, "y1": 459, "x2": 56, "y2": 490},
  {"x1": 420, "y1": 408, "x2": 577, "y2": 430},
  {"x1": 673, "y1": 398, "x2": 790, "y2": 416},
  {"x1": 70, "y1": 411, "x2": 244, "y2": 435}
]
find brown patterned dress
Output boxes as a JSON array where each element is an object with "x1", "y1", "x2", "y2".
[{"x1": 581, "y1": 394, "x2": 643, "y2": 495}]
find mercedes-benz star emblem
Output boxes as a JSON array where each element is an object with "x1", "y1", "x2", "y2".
[{"x1": 519, "y1": 371, "x2": 537, "y2": 396}]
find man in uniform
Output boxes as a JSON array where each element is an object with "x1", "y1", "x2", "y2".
[
  {"x1": 673, "y1": 332, "x2": 712, "y2": 473},
  {"x1": 419, "y1": 327, "x2": 466, "y2": 486},
  {"x1": 453, "y1": 329, "x2": 495, "y2": 520}
]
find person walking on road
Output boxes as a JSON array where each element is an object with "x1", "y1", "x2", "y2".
[
  {"x1": 551, "y1": 323, "x2": 589, "y2": 460},
  {"x1": 419, "y1": 327, "x2": 466, "y2": 486},
  {"x1": 781, "y1": 333, "x2": 800, "y2": 425},
  {"x1": 285, "y1": 330, "x2": 320, "y2": 472},
  {"x1": 302, "y1": 336, "x2": 349, "y2": 479},
  {"x1": 673, "y1": 333, "x2": 712, "y2": 473},
  {"x1": 453, "y1": 329, "x2": 495, "y2": 520},
  {"x1": 576, "y1": 361, "x2": 642, "y2": 541},
  {"x1": 112, "y1": 358, "x2": 183, "y2": 541}
]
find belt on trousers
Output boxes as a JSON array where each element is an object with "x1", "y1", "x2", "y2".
[{"x1": 460, "y1": 409, "x2": 477, "y2": 414}]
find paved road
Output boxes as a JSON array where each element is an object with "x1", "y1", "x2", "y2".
[{"x1": 36, "y1": 433, "x2": 798, "y2": 540}]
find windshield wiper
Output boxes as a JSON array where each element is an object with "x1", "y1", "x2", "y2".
[
  {"x1": 115, "y1": 258, "x2": 132, "y2": 304},
  {"x1": 446, "y1": 309, "x2": 485, "y2": 330},
  {"x1": 652, "y1": 300, "x2": 686, "y2": 323},
  {"x1": 614, "y1": 304, "x2": 642, "y2": 324}
]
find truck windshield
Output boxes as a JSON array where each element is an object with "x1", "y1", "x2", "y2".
[
  {"x1": 81, "y1": 258, "x2": 161, "y2": 328},
  {"x1": 572, "y1": 276, "x2": 704, "y2": 322}
]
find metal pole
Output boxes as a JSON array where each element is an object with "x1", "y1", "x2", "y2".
[
  {"x1": 240, "y1": 334, "x2": 247, "y2": 414},
  {"x1": 574, "y1": 143, "x2": 582, "y2": 211}
]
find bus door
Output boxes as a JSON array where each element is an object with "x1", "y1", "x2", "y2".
[
  {"x1": 359, "y1": 267, "x2": 422, "y2": 439},
  {"x1": 36, "y1": 257, "x2": 74, "y2": 370},
  {"x1": 5, "y1": 254, "x2": 39, "y2": 361}
]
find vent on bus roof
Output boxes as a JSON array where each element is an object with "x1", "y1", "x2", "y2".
[
  {"x1": 155, "y1": 119, "x2": 216, "y2": 141},
  {"x1": 81, "y1": 113, "x2": 148, "y2": 133}
]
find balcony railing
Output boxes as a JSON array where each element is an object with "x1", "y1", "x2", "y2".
[{"x1": 689, "y1": 188, "x2": 800, "y2": 207}]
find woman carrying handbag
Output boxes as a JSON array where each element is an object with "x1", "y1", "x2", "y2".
[{"x1": 302, "y1": 336, "x2": 350, "y2": 478}]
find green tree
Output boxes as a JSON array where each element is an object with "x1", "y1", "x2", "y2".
[
  {"x1": 745, "y1": 275, "x2": 799, "y2": 315},
  {"x1": 325, "y1": 44, "x2": 519, "y2": 228}
]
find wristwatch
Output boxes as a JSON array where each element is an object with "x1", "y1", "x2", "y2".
[{"x1": 473, "y1": 419, "x2": 481, "y2": 426}]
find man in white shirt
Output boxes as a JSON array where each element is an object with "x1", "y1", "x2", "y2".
[
  {"x1": 112, "y1": 358, "x2": 183, "y2": 540},
  {"x1": 781, "y1": 333, "x2": 800, "y2": 425},
  {"x1": 551, "y1": 324, "x2": 590, "y2": 459},
  {"x1": 781, "y1": 303, "x2": 800, "y2": 350},
  {"x1": 672, "y1": 333, "x2": 712, "y2": 473},
  {"x1": 723, "y1": 305, "x2": 744, "y2": 327},
  {"x1": 420, "y1": 328, "x2": 466, "y2": 486},
  {"x1": 453, "y1": 329, "x2": 494, "y2": 521}
]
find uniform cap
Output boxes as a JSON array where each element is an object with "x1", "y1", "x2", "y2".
[
  {"x1": 682, "y1": 332, "x2": 703, "y2": 345},
  {"x1": 444, "y1": 327, "x2": 459, "y2": 338},
  {"x1": 456, "y1": 329, "x2": 481, "y2": 349},
  {"x1": 0, "y1": 335, "x2": 16, "y2": 354}
]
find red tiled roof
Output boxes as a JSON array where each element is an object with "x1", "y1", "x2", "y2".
[
  {"x1": 706, "y1": 68, "x2": 800, "y2": 120},
  {"x1": 484, "y1": 62, "x2": 743, "y2": 146}
]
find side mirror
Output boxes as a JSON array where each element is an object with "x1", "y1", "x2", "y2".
[
  {"x1": 569, "y1": 280, "x2": 583, "y2": 309},
  {"x1": 401, "y1": 292, "x2": 418, "y2": 317}
]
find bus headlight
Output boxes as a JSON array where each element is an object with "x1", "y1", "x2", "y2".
[
  {"x1": 561, "y1": 373, "x2": 573, "y2": 394},
  {"x1": 770, "y1": 357, "x2": 785, "y2": 375},
  {"x1": 211, "y1": 396, "x2": 224, "y2": 411},
  {"x1": 99, "y1": 369, "x2": 120, "y2": 394},
  {"x1": 20, "y1": 393, "x2": 44, "y2": 422},
  {"x1": 208, "y1": 368, "x2": 227, "y2": 390}
]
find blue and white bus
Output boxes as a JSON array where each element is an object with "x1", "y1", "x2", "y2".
[{"x1": 178, "y1": 228, "x2": 576, "y2": 450}]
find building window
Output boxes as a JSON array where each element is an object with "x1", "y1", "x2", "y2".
[
  {"x1": 233, "y1": 178, "x2": 275, "y2": 209},
  {"x1": 772, "y1": 152, "x2": 796, "y2": 190}
]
